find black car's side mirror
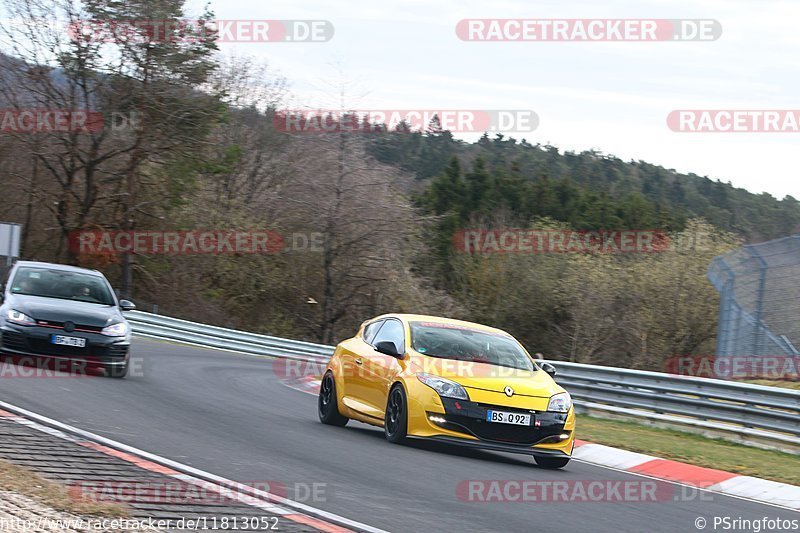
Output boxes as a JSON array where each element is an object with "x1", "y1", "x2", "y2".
[
  {"x1": 540, "y1": 362, "x2": 557, "y2": 377},
  {"x1": 374, "y1": 341, "x2": 402, "y2": 358},
  {"x1": 119, "y1": 299, "x2": 136, "y2": 311}
]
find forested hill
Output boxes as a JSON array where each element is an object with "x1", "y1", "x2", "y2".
[
  {"x1": 3, "y1": 0, "x2": 790, "y2": 366},
  {"x1": 367, "y1": 130, "x2": 800, "y2": 241}
]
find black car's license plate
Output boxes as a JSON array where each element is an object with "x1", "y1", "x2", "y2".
[{"x1": 51, "y1": 335, "x2": 86, "y2": 348}]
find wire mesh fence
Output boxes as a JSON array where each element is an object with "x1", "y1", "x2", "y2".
[{"x1": 708, "y1": 236, "x2": 800, "y2": 357}]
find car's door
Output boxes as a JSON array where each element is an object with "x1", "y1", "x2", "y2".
[
  {"x1": 361, "y1": 318, "x2": 406, "y2": 414},
  {"x1": 341, "y1": 319, "x2": 384, "y2": 414}
]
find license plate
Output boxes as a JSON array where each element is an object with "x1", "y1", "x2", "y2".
[
  {"x1": 51, "y1": 335, "x2": 86, "y2": 348},
  {"x1": 486, "y1": 410, "x2": 531, "y2": 426}
]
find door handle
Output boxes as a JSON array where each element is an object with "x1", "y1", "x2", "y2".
[{"x1": 355, "y1": 358, "x2": 363, "y2": 365}]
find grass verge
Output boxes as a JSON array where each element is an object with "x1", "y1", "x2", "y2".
[
  {"x1": 0, "y1": 458, "x2": 129, "y2": 517},
  {"x1": 578, "y1": 415, "x2": 800, "y2": 486}
]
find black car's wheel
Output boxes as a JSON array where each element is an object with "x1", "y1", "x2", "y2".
[
  {"x1": 384, "y1": 384, "x2": 408, "y2": 443},
  {"x1": 105, "y1": 363, "x2": 128, "y2": 379},
  {"x1": 534, "y1": 456, "x2": 570, "y2": 469},
  {"x1": 318, "y1": 372, "x2": 348, "y2": 426}
]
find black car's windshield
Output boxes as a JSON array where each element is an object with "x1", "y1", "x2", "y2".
[
  {"x1": 10, "y1": 266, "x2": 115, "y2": 305},
  {"x1": 410, "y1": 321, "x2": 535, "y2": 371}
]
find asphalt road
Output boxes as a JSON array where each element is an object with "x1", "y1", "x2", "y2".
[{"x1": 0, "y1": 338, "x2": 796, "y2": 532}]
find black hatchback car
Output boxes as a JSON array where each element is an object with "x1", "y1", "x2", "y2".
[{"x1": 0, "y1": 261, "x2": 135, "y2": 378}]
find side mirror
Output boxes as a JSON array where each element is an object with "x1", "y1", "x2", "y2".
[
  {"x1": 374, "y1": 341, "x2": 402, "y2": 358},
  {"x1": 540, "y1": 362, "x2": 557, "y2": 377},
  {"x1": 119, "y1": 299, "x2": 136, "y2": 311}
]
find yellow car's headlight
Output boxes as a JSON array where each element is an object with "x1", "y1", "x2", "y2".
[
  {"x1": 417, "y1": 372, "x2": 469, "y2": 400},
  {"x1": 547, "y1": 391, "x2": 572, "y2": 412}
]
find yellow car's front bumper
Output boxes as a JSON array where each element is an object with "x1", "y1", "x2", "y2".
[{"x1": 404, "y1": 378, "x2": 575, "y2": 458}]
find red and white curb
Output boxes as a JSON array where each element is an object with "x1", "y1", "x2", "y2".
[
  {"x1": 0, "y1": 402, "x2": 388, "y2": 533},
  {"x1": 283, "y1": 376, "x2": 323, "y2": 395},
  {"x1": 571, "y1": 440, "x2": 800, "y2": 511},
  {"x1": 284, "y1": 377, "x2": 800, "y2": 512}
]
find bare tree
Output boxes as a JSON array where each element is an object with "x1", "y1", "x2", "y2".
[{"x1": 0, "y1": 0, "x2": 222, "y2": 297}]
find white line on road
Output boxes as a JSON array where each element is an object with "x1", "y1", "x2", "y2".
[{"x1": 0, "y1": 399, "x2": 390, "y2": 533}]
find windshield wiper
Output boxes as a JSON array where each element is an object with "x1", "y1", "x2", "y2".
[{"x1": 18, "y1": 293, "x2": 112, "y2": 306}]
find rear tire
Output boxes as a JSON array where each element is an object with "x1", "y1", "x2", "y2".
[
  {"x1": 534, "y1": 456, "x2": 570, "y2": 469},
  {"x1": 318, "y1": 372, "x2": 348, "y2": 426},
  {"x1": 384, "y1": 384, "x2": 408, "y2": 443}
]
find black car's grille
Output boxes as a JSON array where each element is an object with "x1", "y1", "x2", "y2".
[
  {"x1": 2, "y1": 331, "x2": 28, "y2": 351},
  {"x1": 106, "y1": 344, "x2": 129, "y2": 358},
  {"x1": 36, "y1": 320, "x2": 104, "y2": 333},
  {"x1": 25, "y1": 339, "x2": 127, "y2": 359},
  {"x1": 443, "y1": 414, "x2": 560, "y2": 445},
  {"x1": 28, "y1": 339, "x2": 91, "y2": 357},
  {"x1": 436, "y1": 398, "x2": 568, "y2": 446}
]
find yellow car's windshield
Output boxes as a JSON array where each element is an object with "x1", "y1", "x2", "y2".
[{"x1": 409, "y1": 321, "x2": 535, "y2": 371}]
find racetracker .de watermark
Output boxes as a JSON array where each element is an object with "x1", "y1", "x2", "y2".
[
  {"x1": 68, "y1": 19, "x2": 334, "y2": 43},
  {"x1": 0, "y1": 356, "x2": 143, "y2": 379},
  {"x1": 276, "y1": 355, "x2": 578, "y2": 382},
  {"x1": 68, "y1": 480, "x2": 329, "y2": 504},
  {"x1": 668, "y1": 110, "x2": 800, "y2": 132},
  {"x1": 0, "y1": 110, "x2": 141, "y2": 134},
  {"x1": 665, "y1": 355, "x2": 799, "y2": 381},
  {"x1": 456, "y1": 19, "x2": 721, "y2": 41},
  {"x1": 272, "y1": 110, "x2": 538, "y2": 134},
  {"x1": 0, "y1": 109, "x2": 102, "y2": 134},
  {"x1": 452, "y1": 229, "x2": 669, "y2": 254},
  {"x1": 69, "y1": 230, "x2": 325, "y2": 255},
  {"x1": 456, "y1": 480, "x2": 715, "y2": 503}
]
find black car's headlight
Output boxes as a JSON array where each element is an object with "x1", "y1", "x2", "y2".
[
  {"x1": 7, "y1": 309, "x2": 35, "y2": 325},
  {"x1": 417, "y1": 372, "x2": 469, "y2": 400},
  {"x1": 547, "y1": 391, "x2": 572, "y2": 412},
  {"x1": 101, "y1": 322, "x2": 129, "y2": 337}
]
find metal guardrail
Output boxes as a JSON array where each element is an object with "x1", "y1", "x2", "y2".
[
  {"x1": 125, "y1": 310, "x2": 333, "y2": 362},
  {"x1": 551, "y1": 362, "x2": 800, "y2": 441},
  {"x1": 125, "y1": 311, "x2": 800, "y2": 444}
]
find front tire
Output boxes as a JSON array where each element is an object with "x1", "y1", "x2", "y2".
[
  {"x1": 318, "y1": 372, "x2": 348, "y2": 426},
  {"x1": 384, "y1": 384, "x2": 408, "y2": 443},
  {"x1": 534, "y1": 456, "x2": 570, "y2": 469}
]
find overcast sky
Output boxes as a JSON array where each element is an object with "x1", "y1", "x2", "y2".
[{"x1": 202, "y1": 0, "x2": 796, "y2": 198}]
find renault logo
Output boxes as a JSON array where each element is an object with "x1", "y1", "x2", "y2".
[{"x1": 504, "y1": 386, "x2": 514, "y2": 397}]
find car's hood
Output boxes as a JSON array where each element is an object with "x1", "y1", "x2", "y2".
[
  {"x1": 408, "y1": 354, "x2": 562, "y2": 398},
  {"x1": 8, "y1": 294, "x2": 122, "y2": 327}
]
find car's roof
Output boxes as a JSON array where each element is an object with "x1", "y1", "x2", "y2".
[
  {"x1": 13, "y1": 261, "x2": 103, "y2": 276},
  {"x1": 371, "y1": 313, "x2": 512, "y2": 336}
]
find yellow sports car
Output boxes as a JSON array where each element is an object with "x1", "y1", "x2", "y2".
[{"x1": 318, "y1": 314, "x2": 575, "y2": 468}]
